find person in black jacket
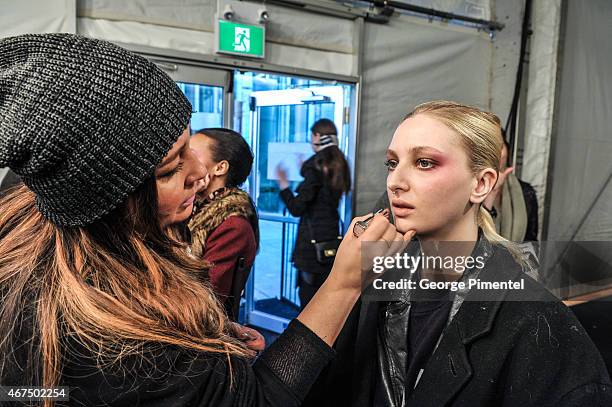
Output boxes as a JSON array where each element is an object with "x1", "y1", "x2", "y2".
[
  {"x1": 304, "y1": 101, "x2": 612, "y2": 406},
  {"x1": 276, "y1": 119, "x2": 351, "y2": 309},
  {"x1": 0, "y1": 34, "x2": 413, "y2": 406}
]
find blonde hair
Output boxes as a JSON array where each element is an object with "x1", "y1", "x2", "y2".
[{"x1": 405, "y1": 100, "x2": 522, "y2": 258}]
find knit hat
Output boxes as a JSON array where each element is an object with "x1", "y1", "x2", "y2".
[{"x1": 0, "y1": 33, "x2": 192, "y2": 226}]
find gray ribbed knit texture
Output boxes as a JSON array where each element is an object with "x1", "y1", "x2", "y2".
[{"x1": 0, "y1": 33, "x2": 192, "y2": 226}]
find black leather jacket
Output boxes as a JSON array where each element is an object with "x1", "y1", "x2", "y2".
[{"x1": 374, "y1": 234, "x2": 493, "y2": 406}]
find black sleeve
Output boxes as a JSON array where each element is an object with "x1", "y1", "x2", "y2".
[
  {"x1": 63, "y1": 319, "x2": 335, "y2": 407},
  {"x1": 302, "y1": 301, "x2": 364, "y2": 407},
  {"x1": 197, "y1": 318, "x2": 335, "y2": 407},
  {"x1": 279, "y1": 167, "x2": 322, "y2": 217},
  {"x1": 520, "y1": 181, "x2": 539, "y2": 241},
  {"x1": 556, "y1": 382, "x2": 612, "y2": 406}
]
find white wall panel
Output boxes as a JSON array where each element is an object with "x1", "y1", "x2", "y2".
[
  {"x1": 0, "y1": 0, "x2": 76, "y2": 37},
  {"x1": 355, "y1": 14, "x2": 492, "y2": 214}
]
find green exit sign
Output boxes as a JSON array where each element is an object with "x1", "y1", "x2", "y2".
[{"x1": 217, "y1": 19, "x2": 265, "y2": 59}]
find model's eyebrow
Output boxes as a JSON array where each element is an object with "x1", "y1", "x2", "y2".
[
  {"x1": 408, "y1": 146, "x2": 444, "y2": 156},
  {"x1": 387, "y1": 146, "x2": 444, "y2": 157},
  {"x1": 386, "y1": 148, "x2": 398, "y2": 158}
]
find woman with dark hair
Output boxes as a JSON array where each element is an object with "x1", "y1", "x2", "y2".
[
  {"x1": 0, "y1": 33, "x2": 412, "y2": 407},
  {"x1": 276, "y1": 118, "x2": 352, "y2": 309},
  {"x1": 188, "y1": 128, "x2": 259, "y2": 316}
]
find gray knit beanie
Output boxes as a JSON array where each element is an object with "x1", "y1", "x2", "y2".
[{"x1": 0, "y1": 33, "x2": 192, "y2": 226}]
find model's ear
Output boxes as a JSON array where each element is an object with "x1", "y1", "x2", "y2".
[
  {"x1": 470, "y1": 168, "x2": 497, "y2": 204},
  {"x1": 213, "y1": 160, "x2": 230, "y2": 177}
]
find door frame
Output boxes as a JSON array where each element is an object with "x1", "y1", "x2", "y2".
[
  {"x1": 245, "y1": 86, "x2": 355, "y2": 333},
  {"x1": 142, "y1": 57, "x2": 233, "y2": 129},
  {"x1": 123, "y1": 43, "x2": 361, "y2": 172}
]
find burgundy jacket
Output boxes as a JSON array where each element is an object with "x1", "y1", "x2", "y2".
[{"x1": 204, "y1": 216, "x2": 256, "y2": 299}]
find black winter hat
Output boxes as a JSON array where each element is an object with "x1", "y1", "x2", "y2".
[{"x1": 0, "y1": 33, "x2": 192, "y2": 226}]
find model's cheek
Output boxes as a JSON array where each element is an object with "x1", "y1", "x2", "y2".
[
  {"x1": 413, "y1": 172, "x2": 452, "y2": 203},
  {"x1": 427, "y1": 165, "x2": 468, "y2": 193},
  {"x1": 412, "y1": 170, "x2": 468, "y2": 221}
]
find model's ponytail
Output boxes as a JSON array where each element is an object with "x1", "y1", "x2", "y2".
[{"x1": 478, "y1": 205, "x2": 503, "y2": 243}]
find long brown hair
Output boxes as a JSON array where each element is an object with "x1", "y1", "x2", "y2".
[
  {"x1": 311, "y1": 119, "x2": 351, "y2": 194},
  {"x1": 0, "y1": 180, "x2": 248, "y2": 405}
]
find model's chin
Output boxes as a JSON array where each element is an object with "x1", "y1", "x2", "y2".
[{"x1": 394, "y1": 218, "x2": 418, "y2": 235}]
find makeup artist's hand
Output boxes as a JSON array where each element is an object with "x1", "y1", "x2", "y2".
[
  {"x1": 296, "y1": 211, "x2": 414, "y2": 347},
  {"x1": 328, "y1": 210, "x2": 415, "y2": 291},
  {"x1": 231, "y1": 322, "x2": 265, "y2": 355}
]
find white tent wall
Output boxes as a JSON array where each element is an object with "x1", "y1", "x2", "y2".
[
  {"x1": 0, "y1": 0, "x2": 76, "y2": 37},
  {"x1": 0, "y1": 0, "x2": 77, "y2": 186},
  {"x1": 489, "y1": 0, "x2": 526, "y2": 128},
  {"x1": 76, "y1": 0, "x2": 358, "y2": 77},
  {"x1": 522, "y1": 0, "x2": 562, "y2": 239},
  {"x1": 543, "y1": 0, "x2": 612, "y2": 241},
  {"x1": 355, "y1": 15, "x2": 502, "y2": 214}
]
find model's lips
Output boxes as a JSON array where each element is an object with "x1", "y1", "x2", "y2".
[
  {"x1": 391, "y1": 199, "x2": 415, "y2": 217},
  {"x1": 181, "y1": 194, "x2": 196, "y2": 208},
  {"x1": 391, "y1": 199, "x2": 414, "y2": 209}
]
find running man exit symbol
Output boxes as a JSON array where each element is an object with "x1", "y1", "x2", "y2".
[
  {"x1": 234, "y1": 27, "x2": 250, "y2": 52},
  {"x1": 217, "y1": 19, "x2": 265, "y2": 58}
]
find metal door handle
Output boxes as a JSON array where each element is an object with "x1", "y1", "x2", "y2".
[{"x1": 151, "y1": 60, "x2": 178, "y2": 72}]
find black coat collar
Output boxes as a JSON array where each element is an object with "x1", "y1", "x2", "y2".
[
  {"x1": 408, "y1": 245, "x2": 523, "y2": 405},
  {"x1": 349, "y1": 244, "x2": 524, "y2": 406}
]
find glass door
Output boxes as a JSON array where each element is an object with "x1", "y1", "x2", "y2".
[
  {"x1": 148, "y1": 60, "x2": 230, "y2": 131},
  {"x1": 140, "y1": 58, "x2": 358, "y2": 332},
  {"x1": 244, "y1": 86, "x2": 354, "y2": 333}
]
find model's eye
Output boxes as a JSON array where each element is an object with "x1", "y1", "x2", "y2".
[
  {"x1": 159, "y1": 162, "x2": 184, "y2": 180},
  {"x1": 416, "y1": 159, "x2": 435, "y2": 169},
  {"x1": 384, "y1": 159, "x2": 398, "y2": 171}
]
